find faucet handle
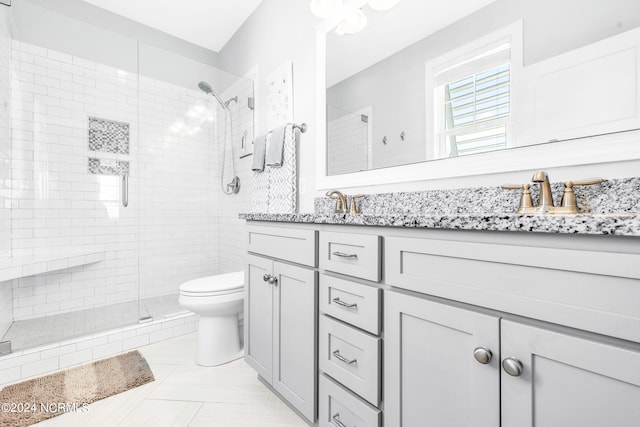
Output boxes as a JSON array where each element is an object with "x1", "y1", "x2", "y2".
[
  {"x1": 560, "y1": 178, "x2": 603, "y2": 210},
  {"x1": 501, "y1": 183, "x2": 533, "y2": 214},
  {"x1": 349, "y1": 194, "x2": 365, "y2": 215},
  {"x1": 566, "y1": 178, "x2": 603, "y2": 187}
]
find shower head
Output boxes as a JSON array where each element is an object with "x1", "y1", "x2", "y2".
[
  {"x1": 197, "y1": 81, "x2": 213, "y2": 94},
  {"x1": 197, "y1": 81, "x2": 227, "y2": 110}
]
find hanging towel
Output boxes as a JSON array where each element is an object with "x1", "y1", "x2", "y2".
[
  {"x1": 265, "y1": 125, "x2": 289, "y2": 167},
  {"x1": 267, "y1": 124, "x2": 297, "y2": 213},
  {"x1": 251, "y1": 133, "x2": 267, "y2": 172}
]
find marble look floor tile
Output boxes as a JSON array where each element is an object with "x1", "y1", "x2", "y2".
[
  {"x1": 32, "y1": 333, "x2": 307, "y2": 427},
  {"x1": 117, "y1": 399, "x2": 202, "y2": 427},
  {"x1": 147, "y1": 360, "x2": 272, "y2": 405},
  {"x1": 188, "y1": 402, "x2": 309, "y2": 427}
]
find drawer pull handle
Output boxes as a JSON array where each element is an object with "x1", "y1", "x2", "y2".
[
  {"x1": 332, "y1": 251, "x2": 358, "y2": 259},
  {"x1": 333, "y1": 350, "x2": 357, "y2": 365},
  {"x1": 332, "y1": 297, "x2": 358, "y2": 309},
  {"x1": 332, "y1": 413, "x2": 349, "y2": 427}
]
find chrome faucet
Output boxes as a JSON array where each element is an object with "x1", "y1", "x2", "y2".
[
  {"x1": 326, "y1": 190, "x2": 348, "y2": 214},
  {"x1": 503, "y1": 170, "x2": 603, "y2": 215}
]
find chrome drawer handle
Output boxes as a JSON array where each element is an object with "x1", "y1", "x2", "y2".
[
  {"x1": 333, "y1": 350, "x2": 357, "y2": 365},
  {"x1": 332, "y1": 251, "x2": 358, "y2": 259},
  {"x1": 332, "y1": 297, "x2": 358, "y2": 309},
  {"x1": 332, "y1": 413, "x2": 349, "y2": 427}
]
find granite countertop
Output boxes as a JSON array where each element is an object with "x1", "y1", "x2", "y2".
[
  {"x1": 241, "y1": 177, "x2": 640, "y2": 236},
  {"x1": 239, "y1": 212, "x2": 640, "y2": 236}
]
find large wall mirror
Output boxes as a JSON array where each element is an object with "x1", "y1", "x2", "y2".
[{"x1": 316, "y1": 0, "x2": 640, "y2": 189}]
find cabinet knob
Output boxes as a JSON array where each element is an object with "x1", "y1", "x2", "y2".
[
  {"x1": 262, "y1": 274, "x2": 277, "y2": 285},
  {"x1": 473, "y1": 347, "x2": 493, "y2": 364},
  {"x1": 502, "y1": 357, "x2": 523, "y2": 377}
]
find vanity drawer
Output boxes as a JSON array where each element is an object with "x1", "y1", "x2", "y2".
[
  {"x1": 319, "y1": 231, "x2": 381, "y2": 282},
  {"x1": 319, "y1": 274, "x2": 381, "y2": 335},
  {"x1": 319, "y1": 315, "x2": 381, "y2": 406},
  {"x1": 247, "y1": 225, "x2": 317, "y2": 267},
  {"x1": 318, "y1": 374, "x2": 381, "y2": 427}
]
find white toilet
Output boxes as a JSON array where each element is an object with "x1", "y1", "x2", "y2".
[{"x1": 178, "y1": 271, "x2": 244, "y2": 366}]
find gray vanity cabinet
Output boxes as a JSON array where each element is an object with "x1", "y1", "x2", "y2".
[
  {"x1": 501, "y1": 320, "x2": 640, "y2": 427},
  {"x1": 244, "y1": 225, "x2": 318, "y2": 423},
  {"x1": 384, "y1": 290, "x2": 501, "y2": 427},
  {"x1": 385, "y1": 290, "x2": 640, "y2": 427}
]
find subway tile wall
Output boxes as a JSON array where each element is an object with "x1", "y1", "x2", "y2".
[
  {"x1": 10, "y1": 40, "x2": 140, "y2": 320},
  {"x1": 137, "y1": 76, "x2": 219, "y2": 298},
  {"x1": 0, "y1": 10, "x2": 11, "y2": 263},
  {"x1": 0, "y1": 10, "x2": 13, "y2": 338},
  {"x1": 217, "y1": 79, "x2": 254, "y2": 274},
  {"x1": 327, "y1": 111, "x2": 369, "y2": 176},
  {"x1": 9, "y1": 41, "x2": 222, "y2": 319}
]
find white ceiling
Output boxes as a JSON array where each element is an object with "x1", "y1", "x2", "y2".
[{"x1": 80, "y1": 0, "x2": 263, "y2": 52}]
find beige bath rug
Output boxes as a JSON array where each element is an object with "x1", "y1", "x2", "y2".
[{"x1": 0, "y1": 350, "x2": 154, "y2": 427}]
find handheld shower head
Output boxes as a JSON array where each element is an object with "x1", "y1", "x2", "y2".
[
  {"x1": 197, "y1": 81, "x2": 227, "y2": 110},
  {"x1": 197, "y1": 81, "x2": 213, "y2": 94}
]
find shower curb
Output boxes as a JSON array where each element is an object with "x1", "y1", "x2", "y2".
[{"x1": 0, "y1": 312, "x2": 199, "y2": 388}]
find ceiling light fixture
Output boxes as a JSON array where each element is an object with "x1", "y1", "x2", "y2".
[
  {"x1": 368, "y1": 0, "x2": 400, "y2": 11},
  {"x1": 335, "y1": 9, "x2": 368, "y2": 35},
  {"x1": 309, "y1": 0, "x2": 343, "y2": 18}
]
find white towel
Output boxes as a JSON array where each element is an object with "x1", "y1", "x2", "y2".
[
  {"x1": 265, "y1": 125, "x2": 288, "y2": 167},
  {"x1": 251, "y1": 133, "x2": 267, "y2": 172}
]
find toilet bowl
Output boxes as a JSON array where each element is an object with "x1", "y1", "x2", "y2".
[{"x1": 178, "y1": 271, "x2": 244, "y2": 366}]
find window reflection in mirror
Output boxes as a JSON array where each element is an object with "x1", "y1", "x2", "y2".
[{"x1": 325, "y1": 0, "x2": 640, "y2": 176}]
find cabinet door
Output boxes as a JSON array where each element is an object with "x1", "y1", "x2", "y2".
[
  {"x1": 384, "y1": 291, "x2": 500, "y2": 427},
  {"x1": 272, "y1": 261, "x2": 317, "y2": 422},
  {"x1": 244, "y1": 254, "x2": 274, "y2": 381},
  {"x1": 501, "y1": 320, "x2": 640, "y2": 427}
]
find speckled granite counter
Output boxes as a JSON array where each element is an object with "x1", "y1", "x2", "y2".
[
  {"x1": 239, "y1": 212, "x2": 640, "y2": 236},
  {"x1": 241, "y1": 177, "x2": 640, "y2": 236}
]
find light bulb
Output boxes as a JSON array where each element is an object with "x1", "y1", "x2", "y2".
[
  {"x1": 368, "y1": 0, "x2": 400, "y2": 11},
  {"x1": 335, "y1": 9, "x2": 367, "y2": 35},
  {"x1": 309, "y1": 0, "x2": 343, "y2": 18}
]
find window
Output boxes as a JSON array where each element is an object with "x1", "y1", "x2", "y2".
[
  {"x1": 428, "y1": 24, "x2": 520, "y2": 159},
  {"x1": 443, "y1": 63, "x2": 510, "y2": 157}
]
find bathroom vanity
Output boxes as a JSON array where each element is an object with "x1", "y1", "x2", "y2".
[{"x1": 241, "y1": 183, "x2": 640, "y2": 426}]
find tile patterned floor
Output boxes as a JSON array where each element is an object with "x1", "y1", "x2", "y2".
[
  {"x1": 3, "y1": 294, "x2": 186, "y2": 351},
  {"x1": 34, "y1": 333, "x2": 309, "y2": 426}
]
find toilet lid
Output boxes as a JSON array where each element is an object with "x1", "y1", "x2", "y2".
[{"x1": 179, "y1": 271, "x2": 244, "y2": 294}]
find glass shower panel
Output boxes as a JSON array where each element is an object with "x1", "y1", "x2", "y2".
[
  {"x1": 1, "y1": 1, "x2": 141, "y2": 351},
  {"x1": 136, "y1": 43, "x2": 254, "y2": 320}
]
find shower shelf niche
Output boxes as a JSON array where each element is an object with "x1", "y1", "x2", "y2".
[{"x1": 0, "y1": 250, "x2": 105, "y2": 282}]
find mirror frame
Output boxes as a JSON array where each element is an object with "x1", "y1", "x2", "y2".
[{"x1": 315, "y1": 0, "x2": 640, "y2": 190}]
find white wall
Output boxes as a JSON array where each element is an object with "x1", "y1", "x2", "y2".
[
  {"x1": 220, "y1": 0, "x2": 640, "y2": 212},
  {"x1": 218, "y1": 0, "x2": 318, "y2": 212},
  {"x1": 12, "y1": 0, "x2": 220, "y2": 70}
]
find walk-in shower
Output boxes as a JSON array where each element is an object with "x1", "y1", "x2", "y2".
[
  {"x1": 198, "y1": 80, "x2": 241, "y2": 195},
  {"x1": 0, "y1": 0, "x2": 254, "y2": 362}
]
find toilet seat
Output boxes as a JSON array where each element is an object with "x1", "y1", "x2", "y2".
[{"x1": 179, "y1": 271, "x2": 244, "y2": 297}]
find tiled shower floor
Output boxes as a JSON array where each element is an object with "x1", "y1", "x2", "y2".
[{"x1": 2, "y1": 294, "x2": 186, "y2": 351}]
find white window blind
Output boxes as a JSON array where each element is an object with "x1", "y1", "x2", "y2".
[{"x1": 434, "y1": 39, "x2": 512, "y2": 157}]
